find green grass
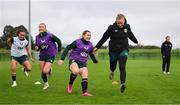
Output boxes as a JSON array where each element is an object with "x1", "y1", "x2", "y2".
[{"x1": 0, "y1": 59, "x2": 180, "y2": 104}]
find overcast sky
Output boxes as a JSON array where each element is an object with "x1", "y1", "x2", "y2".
[{"x1": 0, "y1": 0, "x2": 180, "y2": 48}]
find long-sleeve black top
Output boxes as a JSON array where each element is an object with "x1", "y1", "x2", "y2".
[
  {"x1": 96, "y1": 23, "x2": 138, "y2": 53},
  {"x1": 161, "y1": 41, "x2": 172, "y2": 56}
]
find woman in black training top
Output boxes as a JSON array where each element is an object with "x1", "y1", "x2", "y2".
[{"x1": 93, "y1": 13, "x2": 141, "y2": 93}]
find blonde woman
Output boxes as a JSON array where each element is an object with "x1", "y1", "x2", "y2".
[{"x1": 94, "y1": 14, "x2": 141, "y2": 93}]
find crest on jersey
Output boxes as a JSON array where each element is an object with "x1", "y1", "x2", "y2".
[{"x1": 124, "y1": 29, "x2": 128, "y2": 33}]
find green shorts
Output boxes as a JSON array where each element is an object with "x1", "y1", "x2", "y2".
[
  {"x1": 39, "y1": 55, "x2": 55, "y2": 63},
  {"x1": 109, "y1": 50, "x2": 128, "y2": 62},
  {"x1": 69, "y1": 59, "x2": 87, "y2": 69},
  {"x1": 11, "y1": 55, "x2": 28, "y2": 65}
]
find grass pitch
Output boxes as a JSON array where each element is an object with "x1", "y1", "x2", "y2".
[{"x1": 0, "y1": 59, "x2": 180, "y2": 104}]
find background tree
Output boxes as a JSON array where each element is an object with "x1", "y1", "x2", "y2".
[{"x1": 0, "y1": 25, "x2": 35, "y2": 49}]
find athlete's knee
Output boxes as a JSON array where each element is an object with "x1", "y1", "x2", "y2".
[
  {"x1": 110, "y1": 62, "x2": 117, "y2": 71},
  {"x1": 25, "y1": 65, "x2": 32, "y2": 71},
  {"x1": 110, "y1": 64, "x2": 117, "y2": 71},
  {"x1": 11, "y1": 66, "x2": 16, "y2": 72},
  {"x1": 82, "y1": 75, "x2": 88, "y2": 79},
  {"x1": 23, "y1": 61, "x2": 32, "y2": 70},
  {"x1": 81, "y1": 72, "x2": 88, "y2": 78},
  {"x1": 72, "y1": 70, "x2": 79, "y2": 75},
  {"x1": 71, "y1": 67, "x2": 80, "y2": 75},
  {"x1": 42, "y1": 69, "x2": 49, "y2": 74},
  {"x1": 42, "y1": 71, "x2": 48, "y2": 74}
]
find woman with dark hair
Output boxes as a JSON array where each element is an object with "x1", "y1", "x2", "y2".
[
  {"x1": 93, "y1": 13, "x2": 141, "y2": 93},
  {"x1": 7, "y1": 29, "x2": 34, "y2": 87},
  {"x1": 58, "y1": 30, "x2": 98, "y2": 96}
]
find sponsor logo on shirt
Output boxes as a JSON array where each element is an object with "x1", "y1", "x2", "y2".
[
  {"x1": 84, "y1": 46, "x2": 89, "y2": 50},
  {"x1": 80, "y1": 52, "x2": 88, "y2": 57},
  {"x1": 41, "y1": 40, "x2": 45, "y2": 43},
  {"x1": 20, "y1": 42, "x2": 24, "y2": 45},
  {"x1": 17, "y1": 46, "x2": 24, "y2": 50},
  {"x1": 41, "y1": 45, "x2": 49, "y2": 49}
]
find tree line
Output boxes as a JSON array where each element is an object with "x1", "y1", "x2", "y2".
[{"x1": 0, "y1": 25, "x2": 35, "y2": 49}]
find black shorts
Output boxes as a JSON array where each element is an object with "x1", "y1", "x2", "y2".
[
  {"x1": 69, "y1": 59, "x2": 87, "y2": 69},
  {"x1": 11, "y1": 55, "x2": 28, "y2": 65},
  {"x1": 39, "y1": 55, "x2": 55, "y2": 63}
]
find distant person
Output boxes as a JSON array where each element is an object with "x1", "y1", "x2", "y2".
[
  {"x1": 35, "y1": 23, "x2": 62, "y2": 90},
  {"x1": 7, "y1": 29, "x2": 34, "y2": 87},
  {"x1": 161, "y1": 36, "x2": 172, "y2": 74},
  {"x1": 93, "y1": 13, "x2": 141, "y2": 93},
  {"x1": 58, "y1": 30, "x2": 98, "y2": 96}
]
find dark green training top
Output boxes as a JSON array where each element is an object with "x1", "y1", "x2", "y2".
[{"x1": 96, "y1": 22, "x2": 138, "y2": 53}]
